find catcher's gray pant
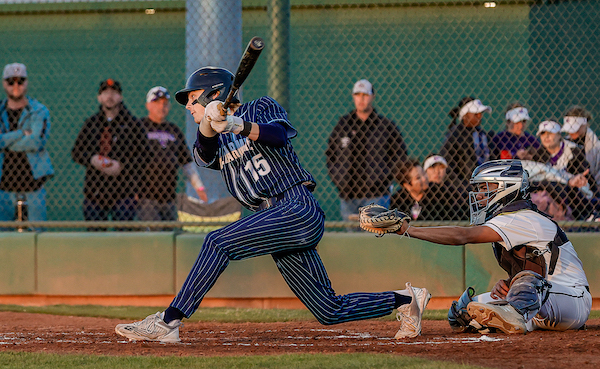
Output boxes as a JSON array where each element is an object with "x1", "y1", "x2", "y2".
[
  {"x1": 170, "y1": 185, "x2": 396, "y2": 324},
  {"x1": 474, "y1": 284, "x2": 591, "y2": 331}
]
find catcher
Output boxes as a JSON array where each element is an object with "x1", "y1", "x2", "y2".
[{"x1": 360, "y1": 159, "x2": 591, "y2": 334}]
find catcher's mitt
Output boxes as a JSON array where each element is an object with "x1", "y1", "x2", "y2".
[{"x1": 358, "y1": 204, "x2": 410, "y2": 237}]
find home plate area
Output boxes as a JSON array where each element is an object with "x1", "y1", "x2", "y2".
[{"x1": 0, "y1": 312, "x2": 598, "y2": 369}]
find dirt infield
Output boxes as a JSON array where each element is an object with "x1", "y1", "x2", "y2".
[{"x1": 0, "y1": 312, "x2": 598, "y2": 368}]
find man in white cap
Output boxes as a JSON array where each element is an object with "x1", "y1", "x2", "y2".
[
  {"x1": 423, "y1": 154, "x2": 448, "y2": 185},
  {"x1": 0, "y1": 62, "x2": 54, "y2": 228},
  {"x1": 560, "y1": 105, "x2": 600, "y2": 185},
  {"x1": 440, "y1": 96, "x2": 493, "y2": 188},
  {"x1": 137, "y1": 86, "x2": 208, "y2": 227},
  {"x1": 421, "y1": 154, "x2": 468, "y2": 220},
  {"x1": 326, "y1": 79, "x2": 408, "y2": 220}
]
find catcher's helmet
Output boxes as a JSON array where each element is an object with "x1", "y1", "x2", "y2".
[
  {"x1": 175, "y1": 66, "x2": 238, "y2": 106},
  {"x1": 469, "y1": 160, "x2": 530, "y2": 225}
]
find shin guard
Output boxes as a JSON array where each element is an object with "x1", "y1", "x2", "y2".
[
  {"x1": 448, "y1": 287, "x2": 476, "y2": 332},
  {"x1": 506, "y1": 271, "x2": 552, "y2": 322}
]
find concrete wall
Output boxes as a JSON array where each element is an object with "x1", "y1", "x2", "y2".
[{"x1": 0, "y1": 232, "x2": 597, "y2": 300}]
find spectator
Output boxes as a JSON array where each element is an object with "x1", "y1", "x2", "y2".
[
  {"x1": 531, "y1": 120, "x2": 596, "y2": 220},
  {"x1": 423, "y1": 154, "x2": 448, "y2": 185},
  {"x1": 71, "y1": 79, "x2": 148, "y2": 228},
  {"x1": 490, "y1": 102, "x2": 539, "y2": 160},
  {"x1": 561, "y1": 105, "x2": 600, "y2": 185},
  {"x1": 0, "y1": 63, "x2": 54, "y2": 227},
  {"x1": 138, "y1": 86, "x2": 207, "y2": 227},
  {"x1": 326, "y1": 79, "x2": 408, "y2": 220},
  {"x1": 440, "y1": 96, "x2": 493, "y2": 189},
  {"x1": 422, "y1": 154, "x2": 468, "y2": 220},
  {"x1": 391, "y1": 158, "x2": 464, "y2": 221}
]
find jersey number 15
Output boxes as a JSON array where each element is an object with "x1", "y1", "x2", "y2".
[{"x1": 244, "y1": 153, "x2": 272, "y2": 181}]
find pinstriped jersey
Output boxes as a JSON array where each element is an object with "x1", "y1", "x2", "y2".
[{"x1": 198, "y1": 96, "x2": 315, "y2": 210}]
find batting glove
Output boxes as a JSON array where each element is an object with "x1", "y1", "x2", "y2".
[
  {"x1": 205, "y1": 101, "x2": 226, "y2": 122},
  {"x1": 205, "y1": 101, "x2": 244, "y2": 134},
  {"x1": 209, "y1": 115, "x2": 244, "y2": 134}
]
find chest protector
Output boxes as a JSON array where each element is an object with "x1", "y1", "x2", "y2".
[{"x1": 491, "y1": 200, "x2": 568, "y2": 279}]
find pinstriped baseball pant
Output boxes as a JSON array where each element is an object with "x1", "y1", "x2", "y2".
[{"x1": 171, "y1": 185, "x2": 396, "y2": 325}]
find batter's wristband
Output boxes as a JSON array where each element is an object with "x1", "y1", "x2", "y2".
[{"x1": 240, "y1": 121, "x2": 252, "y2": 136}]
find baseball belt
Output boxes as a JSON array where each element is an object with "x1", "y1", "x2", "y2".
[{"x1": 258, "y1": 193, "x2": 286, "y2": 211}]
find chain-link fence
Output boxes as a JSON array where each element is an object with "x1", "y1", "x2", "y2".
[{"x1": 0, "y1": 0, "x2": 599, "y2": 230}]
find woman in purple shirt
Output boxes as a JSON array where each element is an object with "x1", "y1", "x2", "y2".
[{"x1": 490, "y1": 102, "x2": 540, "y2": 160}]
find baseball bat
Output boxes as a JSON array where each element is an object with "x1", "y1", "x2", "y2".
[{"x1": 221, "y1": 36, "x2": 265, "y2": 113}]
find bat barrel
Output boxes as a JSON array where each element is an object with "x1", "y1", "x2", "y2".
[{"x1": 223, "y1": 36, "x2": 265, "y2": 111}]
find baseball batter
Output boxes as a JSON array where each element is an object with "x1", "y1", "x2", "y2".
[
  {"x1": 115, "y1": 67, "x2": 430, "y2": 342},
  {"x1": 363, "y1": 160, "x2": 591, "y2": 334}
]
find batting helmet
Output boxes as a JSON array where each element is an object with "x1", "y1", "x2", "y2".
[{"x1": 175, "y1": 66, "x2": 238, "y2": 107}]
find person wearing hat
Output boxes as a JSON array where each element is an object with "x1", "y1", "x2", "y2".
[
  {"x1": 71, "y1": 79, "x2": 149, "y2": 228},
  {"x1": 325, "y1": 78, "x2": 408, "y2": 221},
  {"x1": 137, "y1": 86, "x2": 208, "y2": 227},
  {"x1": 440, "y1": 96, "x2": 493, "y2": 189},
  {"x1": 423, "y1": 154, "x2": 448, "y2": 185},
  {"x1": 391, "y1": 158, "x2": 465, "y2": 221},
  {"x1": 490, "y1": 102, "x2": 540, "y2": 161},
  {"x1": 421, "y1": 154, "x2": 468, "y2": 220},
  {"x1": 560, "y1": 105, "x2": 600, "y2": 186},
  {"x1": 0, "y1": 62, "x2": 54, "y2": 227},
  {"x1": 531, "y1": 119, "x2": 597, "y2": 221}
]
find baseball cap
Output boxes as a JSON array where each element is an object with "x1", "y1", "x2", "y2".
[
  {"x1": 423, "y1": 155, "x2": 448, "y2": 171},
  {"x1": 505, "y1": 106, "x2": 530, "y2": 123},
  {"x1": 458, "y1": 99, "x2": 492, "y2": 122},
  {"x1": 536, "y1": 120, "x2": 561, "y2": 135},
  {"x1": 146, "y1": 86, "x2": 170, "y2": 103},
  {"x1": 352, "y1": 79, "x2": 373, "y2": 95},
  {"x1": 561, "y1": 116, "x2": 587, "y2": 134},
  {"x1": 3, "y1": 63, "x2": 27, "y2": 79},
  {"x1": 98, "y1": 78, "x2": 122, "y2": 94}
]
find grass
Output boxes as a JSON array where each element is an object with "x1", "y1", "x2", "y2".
[
  {"x1": 0, "y1": 352, "x2": 485, "y2": 369},
  {"x1": 0, "y1": 304, "x2": 597, "y2": 322},
  {"x1": 0, "y1": 304, "x2": 449, "y2": 322}
]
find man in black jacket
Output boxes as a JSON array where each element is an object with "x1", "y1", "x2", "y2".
[
  {"x1": 441, "y1": 96, "x2": 493, "y2": 190},
  {"x1": 71, "y1": 79, "x2": 148, "y2": 227},
  {"x1": 326, "y1": 79, "x2": 407, "y2": 220}
]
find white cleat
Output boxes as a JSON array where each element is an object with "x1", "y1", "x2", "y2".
[
  {"x1": 115, "y1": 312, "x2": 181, "y2": 343},
  {"x1": 394, "y1": 282, "x2": 431, "y2": 339},
  {"x1": 467, "y1": 301, "x2": 527, "y2": 334}
]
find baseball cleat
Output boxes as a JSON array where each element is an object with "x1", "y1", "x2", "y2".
[
  {"x1": 115, "y1": 312, "x2": 181, "y2": 343},
  {"x1": 394, "y1": 282, "x2": 431, "y2": 339},
  {"x1": 467, "y1": 301, "x2": 527, "y2": 334}
]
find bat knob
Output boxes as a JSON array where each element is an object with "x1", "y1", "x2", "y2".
[{"x1": 250, "y1": 37, "x2": 265, "y2": 51}]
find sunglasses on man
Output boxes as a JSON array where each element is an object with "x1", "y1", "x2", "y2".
[{"x1": 5, "y1": 77, "x2": 27, "y2": 86}]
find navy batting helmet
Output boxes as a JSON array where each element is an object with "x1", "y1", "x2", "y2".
[{"x1": 175, "y1": 66, "x2": 238, "y2": 106}]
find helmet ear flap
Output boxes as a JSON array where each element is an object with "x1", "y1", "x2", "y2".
[{"x1": 195, "y1": 89, "x2": 221, "y2": 107}]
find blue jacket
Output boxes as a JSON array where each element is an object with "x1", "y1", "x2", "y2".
[{"x1": 0, "y1": 96, "x2": 54, "y2": 183}]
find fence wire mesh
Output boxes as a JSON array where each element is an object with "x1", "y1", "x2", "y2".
[{"x1": 0, "y1": 0, "x2": 599, "y2": 231}]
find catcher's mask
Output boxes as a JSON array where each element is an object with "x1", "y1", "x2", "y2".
[{"x1": 469, "y1": 160, "x2": 530, "y2": 225}]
